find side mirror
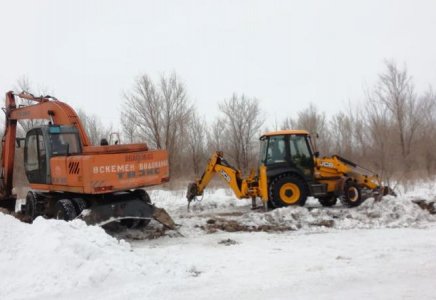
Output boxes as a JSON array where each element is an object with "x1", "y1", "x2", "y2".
[{"x1": 314, "y1": 151, "x2": 320, "y2": 158}]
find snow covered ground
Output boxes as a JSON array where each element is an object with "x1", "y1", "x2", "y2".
[{"x1": 1, "y1": 184, "x2": 436, "y2": 300}]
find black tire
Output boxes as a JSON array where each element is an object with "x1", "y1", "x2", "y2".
[
  {"x1": 54, "y1": 199, "x2": 77, "y2": 221},
  {"x1": 269, "y1": 175, "x2": 308, "y2": 208},
  {"x1": 121, "y1": 189, "x2": 152, "y2": 228},
  {"x1": 340, "y1": 181, "x2": 363, "y2": 207},
  {"x1": 25, "y1": 191, "x2": 38, "y2": 221},
  {"x1": 134, "y1": 189, "x2": 151, "y2": 203},
  {"x1": 71, "y1": 197, "x2": 88, "y2": 215},
  {"x1": 318, "y1": 196, "x2": 338, "y2": 207}
]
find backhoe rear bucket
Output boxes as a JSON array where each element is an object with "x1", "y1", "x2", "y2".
[{"x1": 186, "y1": 182, "x2": 198, "y2": 202}]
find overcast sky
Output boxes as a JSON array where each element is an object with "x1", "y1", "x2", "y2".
[{"x1": 1, "y1": 0, "x2": 435, "y2": 129}]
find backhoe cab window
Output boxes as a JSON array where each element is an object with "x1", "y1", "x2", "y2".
[
  {"x1": 259, "y1": 138, "x2": 268, "y2": 165},
  {"x1": 289, "y1": 135, "x2": 313, "y2": 176},
  {"x1": 266, "y1": 135, "x2": 286, "y2": 165},
  {"x1": 50, "y1": 133, "x2": 80, "y2": 156}
]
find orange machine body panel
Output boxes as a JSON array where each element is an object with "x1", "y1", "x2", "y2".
[{"x1": 29, "y1": 149, "x2": 169, "y2": 194}]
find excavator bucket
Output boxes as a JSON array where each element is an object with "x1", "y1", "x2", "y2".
[
  {"x1": 79, "y1": 199, "x2": 176, "y2": 229},
  {"x1": 152, "y1": 206, "x2": 176, "y2": 229}
]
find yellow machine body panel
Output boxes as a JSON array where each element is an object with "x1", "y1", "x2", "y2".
[{"x1": 314, "y1": 156, "x2": 381, "y2": 193}]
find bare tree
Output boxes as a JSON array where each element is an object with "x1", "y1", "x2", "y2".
[
  {"x1": 294, "y1": 103, "x2": 330, "y2": 155},
  {"x1": 280, "y1": 116, "x2": 295, "y2": 130},
  {"x1": 363, "y1": 93, "x2": 397, "y2": 185},
  {"x1": 416, "y1": 89, "x2": 436, "y2": 177},
  {"x1": 120, "y1": 111, "x2": 139, "y2": 144},
  {"x1": 330, "y1": 112, "x2": 354, "y2": 158},
  {"x1": 123, "y1": 72, "x2": 192, "y2": 176},
  {"x1": 14, "y1": 76, "x2": 51, "y2": 135},
  {"x1": 77, "y1": 109, "x2": 112, "y2": 146},
  {"x1": 218, "y1": 94, "x2": 264, "y2": 174},
  {"x1": 186, "y1": 110, "x2": 206, "y2": 176},
  {"x1": 372, "y1": 61, "x2": 435, "y2": 177},
  {"x1": 207, "y1": 117, "x2": 226, "y2": 152}
]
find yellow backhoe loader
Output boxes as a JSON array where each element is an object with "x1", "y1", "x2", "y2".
[{"x1": 187, "y1": 130, "x2": 394, "y2": 209}]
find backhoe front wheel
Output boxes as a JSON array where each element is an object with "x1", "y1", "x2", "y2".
[
  {"x1": 340, "y1": 182, "x2": 363, "y2": 207},
  {"x1": 269, "y1": 175, "x2": 308, "y2": 208}
]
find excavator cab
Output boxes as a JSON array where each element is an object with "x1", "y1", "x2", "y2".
[{"x1": 24, "y1": 125, "x2": 81, "y2": 185}]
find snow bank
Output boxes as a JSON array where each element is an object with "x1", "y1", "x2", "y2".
[
  {"x1": 0, "y1": 213, "x2": 161, "y2": 300},
  {"x1": 239, "y1": 195, "x2": 436, "y2": 231},
  {"x1": 147, "y1": 186, "x2": 436, "y2": 233},
  {"x1": 150, "y1": 188, "x2": 251, "y2": 213}
]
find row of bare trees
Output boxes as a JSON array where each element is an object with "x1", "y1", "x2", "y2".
[
  {"x1": 3, "y1": 61, "x2": 435, "y2": 185},
  {"x1": 120, "y1": 63, "x2": 436, "y2": 183},
  {"x1": 277, "y1": 61, "x2": 436, "y2": 185}
]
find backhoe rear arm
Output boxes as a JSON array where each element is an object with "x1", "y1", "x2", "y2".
[{"x1": 187, "y1": 152, "x2": 255, "y2": 202}]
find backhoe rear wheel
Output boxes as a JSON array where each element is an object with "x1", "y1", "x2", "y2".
[
  {"x1": 269, "y1": 175, "x2": 308, "y2": 208},
  {"x1": 318, "y1": 196, "x2": 337, "y2": 207},
  {"x1": 340, "y1": 182, "x2": 363, "y2": 207}
]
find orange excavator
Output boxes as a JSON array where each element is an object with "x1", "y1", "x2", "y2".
[{"x1": 0, "y1": 91, "x2": 175, "y2": 228}]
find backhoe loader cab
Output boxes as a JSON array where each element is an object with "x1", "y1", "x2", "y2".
[
  {"x1": 188, "y1": 129, "x2": 390, "y2": 210},
  {"x1": 259, "y1": 130, "x2": 315, "y2": 182}
]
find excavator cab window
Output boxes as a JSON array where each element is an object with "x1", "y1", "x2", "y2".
[
  {"x1": 49, "y1": 133, "x2": 80, "y2": 156},
  {"x1": 24, "y1": 128, "x2": 48, "y2": 184},
  {"x1": 49, "y1": 126, "x2": 81, "y2": 156}
]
